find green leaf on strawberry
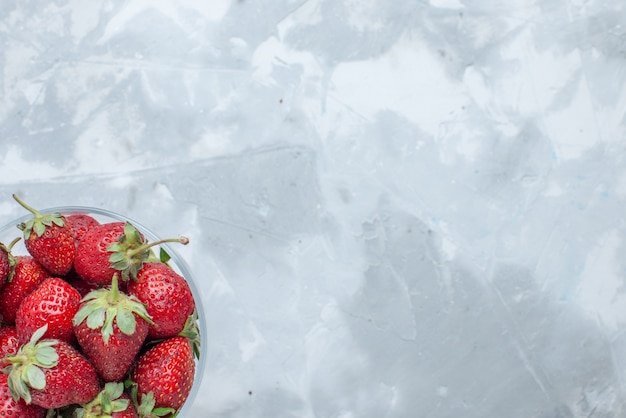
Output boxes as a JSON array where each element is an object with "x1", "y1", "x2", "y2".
[
  {"x1": 73, "y1": 275, "x2": 153, "y2": 344},
  {"x1": 107, "y1": 223, "x2": 150, "y2": 282},
  {"x1": 178, "y1": 311, "x2": 201, "y2": 360},
  {"x1": 116, "y1": 308, "x2": 136, "y2": 335},
  {"x1": 4, "y1": 324, "x2": 59, "y2": 404},
  {"x1": 74, "y1": 382, "x2": 132, "y2": 418},
  {"x1": 13, "y1": 194, "x2": 66, "y2": 239},
  {"x1": 106, "y1": 222, "x2": 189, "y2": 282},
  {"x1": 159, "y1": 248, "x2": 171, "y2": 264},
  {"x1": 19, "y1": 212, "x2": 65, "y2": 238},
  {"x1": 24, "y1": 364, "x2": 45, "y2": 389},
  {"x1": 125, "y1": 383, "x2": 175, "y2": 418}
]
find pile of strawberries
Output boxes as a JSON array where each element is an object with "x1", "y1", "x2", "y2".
[{"x1": 0, "y1": 195, "x2": 200, "y2": 417}]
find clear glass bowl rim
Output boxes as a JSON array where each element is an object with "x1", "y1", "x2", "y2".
[{"x1": 0, "y1": 205, "x2": 207, "y2": 417}]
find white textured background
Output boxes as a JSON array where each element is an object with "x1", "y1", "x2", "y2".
[{"x1": 1, "y1": 1, "x2": 626, "y2": 417}]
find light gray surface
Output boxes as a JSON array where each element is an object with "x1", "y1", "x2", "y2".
[{"x1": 1, "y1": 1, "x2": 626, "y2": 417}]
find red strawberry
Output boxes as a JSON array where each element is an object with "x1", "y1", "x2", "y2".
[
  {"x1": 75, "y1": 222, "x2": 188, "y2": 286},
  {"x1": 64, "y1": 212, "x2": 100, "y2": 245},
  {"x1": 16, "y1": 277, "x2": 81, "y2": 345},
  {"x1": 73, "y1": 275, "x2": 152, "y2": 382},
  {"x1": 74, "y1": 222, "x2": 140, "y2": 285},
  {"x1": 0, "y1": 244, "x2": 10, "y2": 286},
  {"x1": 13, "y1": 194, "x2": 75, "y2": 276},
  {"x1": 0, "y1": 372, "x2": 46, "y2": 418},
  {"x1": 0, "y1": 256, "x2": 50, "y2": 324},
  {"x1": 0, "y1": 325, "x2": 19, "y2": 367},
  {"x1": 131, "y1": 336, "x2": 196, "y2": 413},
  {"x1": 127, "y1": 262, "x2": 195, "y2": 339},
  {"x1": 0, "y1": 237, "x2": 20, "y2": 287},
  {"x1": 4, "y1": 325, "x2": 101, "y2": 409},
  {"x1": 75, "y1": 382, "x2": 138, "y2": 418}
]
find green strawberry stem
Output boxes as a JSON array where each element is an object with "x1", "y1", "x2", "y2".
[
  {"x1": 13, "y1": 194, "x2": 65, "y2": 238},
  {"x1": 1, "y1": 237, "x2": 22, "y2": 253},
  {"x1": 109, "y1": 273, "x2": 121, "y2": 302},
  {"x1": 108, "y1": 222, "x2": 189, "y2": 281},
  {"x1": 12, "y1": 194, "x2": 43, "y2": 217},
  {"x1": 125, "y1": 236, "x2": 189, "y2": 259}
]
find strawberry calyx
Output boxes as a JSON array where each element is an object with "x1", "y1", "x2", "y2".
[
  {"x1": 13, "y1": 194, "x2": 66, "y2": 239},
  {"x1": 178, "y1": 311, "x2": 201, "y2": 360},
  {"x1": 106, "y1": 223, "x2": 148, "y2": 282},
  {"x1": 74, "y1": 382, "x2": 130, "y2": 418},
  {"x1": 73, "y1": 274, "x2": 154, "y2": 344},
  {"x1": 125, "y1": 381, "x2": 175, "y2": 418},
  {"x1": 107, "y1": 222, "x2": 189, "y2": 281},
  {"x1": 3, "y1": 324, "x2": 59, "y2": 404}
]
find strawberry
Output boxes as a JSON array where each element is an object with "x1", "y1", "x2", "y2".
[
  {"x1": 73, "y1": 275, "x2": 153, "y2": 382},
  {"x1": 130, "y1": 335, "x2": 196, "y2": 413},
  {"x1": 75, "y1": 222, "x2": 189, "y2": 287},
  {"x1": 13, "y1": 194, "x2": 75, "y2": 276},
  {"x1": 0, "y1": 325, "x2": 19, "y2": 367},
  {"x1": 127, "y1": 262, "x2": 195, "y2": 339},
  {"x1": 64, "y1": 213, "x2": 100, "y2": 245},
  {"x1": 74, "y1": 222, "x2": 142, "y2": 285},
  {"x1": 15, "y1": 277, "x2": 81, "y2": 345},
  {"x1": 0, "y1": 237, "x2": 20, "y2": 287},
  {"x1": 0, "y1": 243, "x2": 10, "y2": 286},
  {"x1": 4, "y1": 325, "x2": 101, "y2": 409},
  {"x1": 75, "y1": 382, "x2": 138, "y2": 418},
  {"x1": 0, "y1": 372, "x2": 46, "y2": 417},
  {"x1": 0, "y1": 255, "x2": 50, "y2": 324}
]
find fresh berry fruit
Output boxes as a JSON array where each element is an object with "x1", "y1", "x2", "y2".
[
  {"x1": 73, "y1": 275, "x2": 152, "y2": 382},
  {"x1": 64, "y1": 213, "x2": 100, "y2": 245},
  {"x1": 127, "y1": 262, "x2": 195, "y2": 339},
  {"x1": 16, "y1": 277, "x2": 81, "y2": 345},
  {"x1": 0, "y1": 237, "x2": 20, "y2": 286},
  {"x1": 74, "y1": 222, "x2": 140, "y2": 285},
  {"x1": 75, "y1": 222, "x2": 188, "y2": 286},
  {"x1": 0, "y1": 256, "x2": 50, "y2": 324},
  {"x1": 4, "y1": 325, "x2": 101, "y2": 409},
  {"x1": 0, "y1": 325, "x2": 19, "y2": 367},
  {"x1": 75, "y1": 382, "x2": 138, "y2": 418},
  {"x1": 13, "y1": 194, "x2": 76, "y2": 276},
  {"x1": 0, "y1": 244, "x2": 10, "y2": 286},
  {"x1": 0, "y1": 203, "x2": 201, "y2": 416},
  {"x1": 131, "y1": 335, "x2": 195, "y2": 412},
  {"x1": 0, "y1": 372, "x2": 46, "y2": 417}
]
